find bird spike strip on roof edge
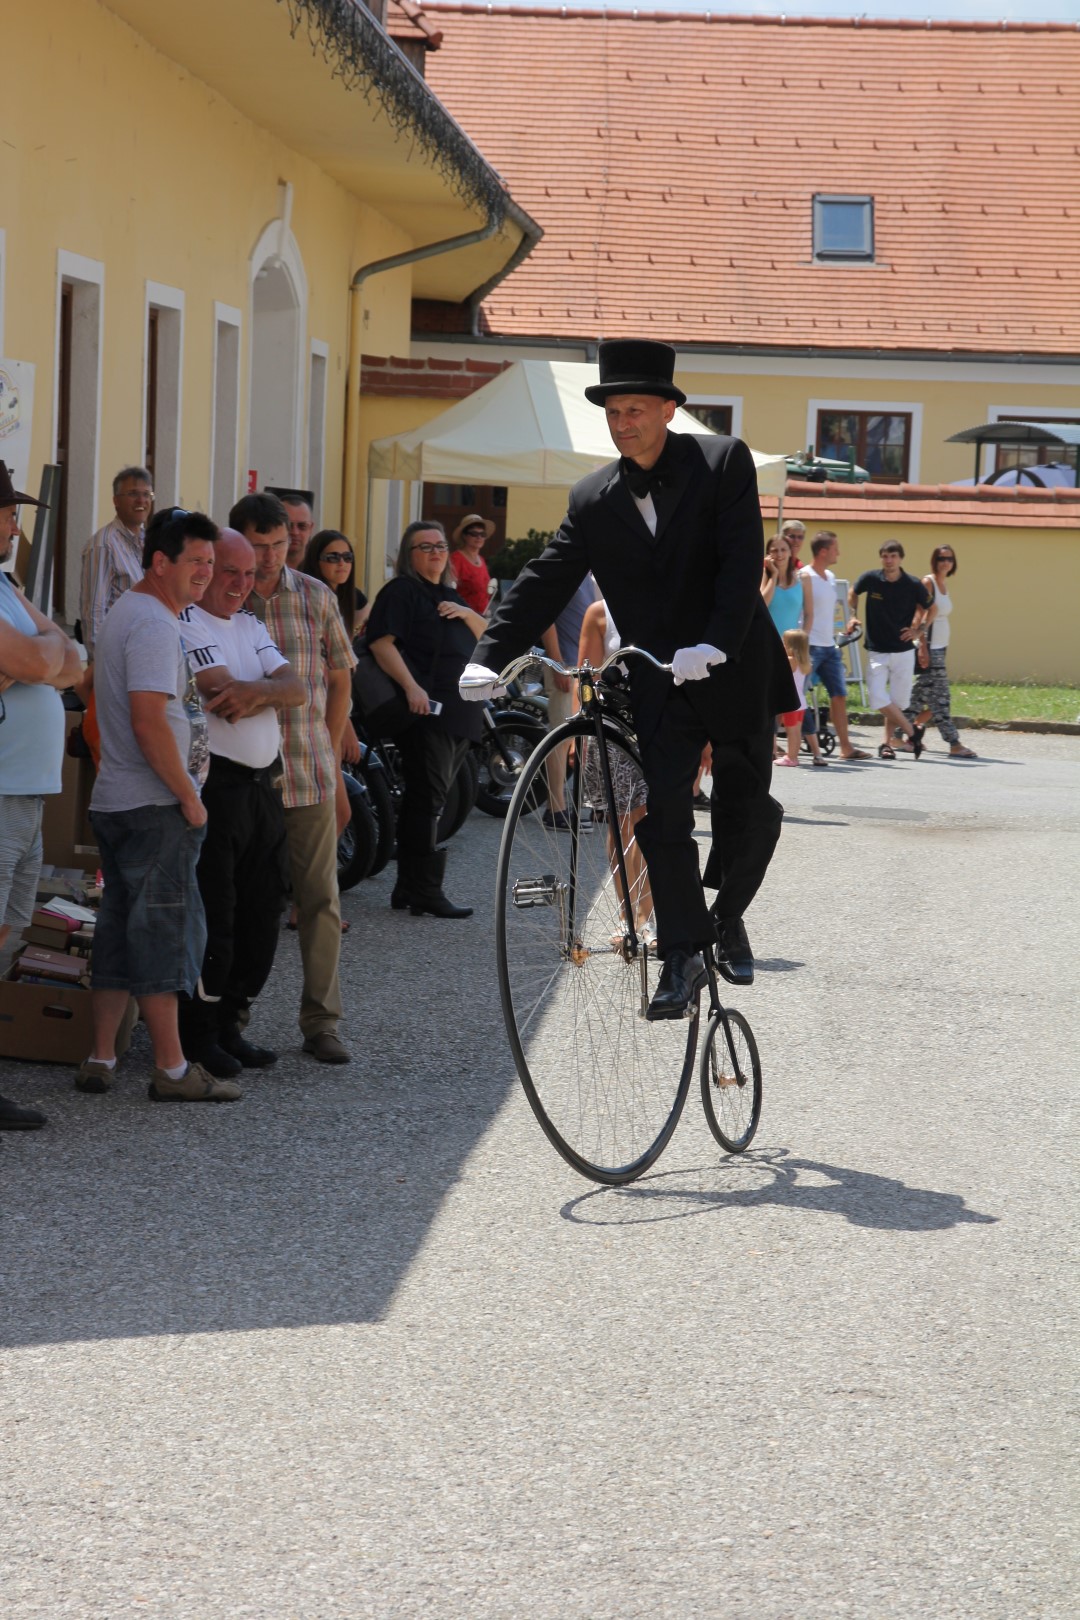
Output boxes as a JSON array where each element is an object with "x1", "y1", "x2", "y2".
[{"x1": 280, "y1": 0, "x2": 507, "y2": 223}]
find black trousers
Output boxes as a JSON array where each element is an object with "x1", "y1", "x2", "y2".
[
  {"x1": 178, "y1": 755, "x2": 289, "y2": 1045},
  {"x1": 635, "y1": 690, "x2": 782, "y2": 956},
  {"x1": 395, "y1": 726, "x2": 469, "y2": 856}
]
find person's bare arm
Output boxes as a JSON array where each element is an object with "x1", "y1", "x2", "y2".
[
  {"x1": 195, "y1": 663, "x2": 306, "y2": 722},
  {"x1": 128, "y1": 691, "x2": 206, "y2": 826},
  {"x1": 370, "y1": 634, "x2": 430, "y2": 715},
  {"x1": 541, "y1": 624, "x2": 572, "y2": 694},
  {"x1": 437, "y1": 600, "x2": 487, "y2": 640},
  {"x1": 0, "y1": 598, "x2": 81, "y2": 686},
  {"x1": 845, "y1": 583, "x2": 861, "y2": 634},
  {"x1": 801, "y1": 575, "x2": 814, "y2": 640},
  {"x1": 325, "y1": 666, "x2": 352, "y2": 752}
]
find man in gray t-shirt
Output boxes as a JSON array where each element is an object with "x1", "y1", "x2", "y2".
[
  {"x1": 78, "y1": 509, "x2": 242, "y2": 1105},
  {"x1": 91, "y1": 590, "x2": 210, "y2": 812}
]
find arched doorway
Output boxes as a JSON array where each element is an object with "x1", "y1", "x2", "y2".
[{"x1": 248, "y1": 216, "x2": 307, "y2": 492}]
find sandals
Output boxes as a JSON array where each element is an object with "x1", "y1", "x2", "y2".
[
  {"x1": 950, "y1": 745, "x2": 977, "y2": 759},
  {"x1": 877, "y1": 743, "x2": 896, "y2": 760},
  {"x1": 811, "y1": 756, "x2": 829, "y2": 768}
]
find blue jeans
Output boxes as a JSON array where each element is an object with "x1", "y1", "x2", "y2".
[
  {"x1": 809, "y1": 643, "x2": 847, "y2": 699},
  {"x1": 90, "y1": 805, "x2": 207, "y2": 996}
]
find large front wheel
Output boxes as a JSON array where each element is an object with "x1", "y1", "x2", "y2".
[{"x1": 496, "y1": 720, "x2": 698, "y2": 1185}]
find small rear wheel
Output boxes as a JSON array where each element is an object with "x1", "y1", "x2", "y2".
[{"x1": 700, "y1": 1007, "x2": 762, "y2": 1153}]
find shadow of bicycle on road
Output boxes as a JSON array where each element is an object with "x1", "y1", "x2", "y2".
[{"x1": 560, "y1": 1146, "x2": 998, "y2": 1233}]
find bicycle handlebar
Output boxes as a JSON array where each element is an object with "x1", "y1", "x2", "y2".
[{"x1": 494, "y1": 645, "x2": 673, "y2": 687}]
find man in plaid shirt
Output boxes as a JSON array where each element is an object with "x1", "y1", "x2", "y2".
[{"x1": 230, "y1": 493, "x2": 356, "y2": 1065}]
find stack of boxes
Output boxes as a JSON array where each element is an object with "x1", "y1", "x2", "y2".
[{"x1": 0, "y1": 867, "x2": 109, "y2": 1062}]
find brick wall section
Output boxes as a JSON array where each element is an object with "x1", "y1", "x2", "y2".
[{"x1": 361, "y1": 354, "x2": 512, "y2": 399}]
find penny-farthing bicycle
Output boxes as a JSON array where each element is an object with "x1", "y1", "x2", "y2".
[{"x1": 489, "y1": 648, "x2": 762, "y2": 1186}]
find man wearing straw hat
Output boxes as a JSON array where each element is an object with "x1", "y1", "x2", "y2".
[{"x1": 462, "y1": 340, "x2": 795, "y2": 1020}]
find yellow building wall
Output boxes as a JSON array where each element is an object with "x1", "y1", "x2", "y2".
[
  {"x1": 680, "y1": 369, "x2": 1080, "y2": 487},
  {"x1": 777, "y1": 515, "x2": 1080, "y2": 686},
  {"x1": 4, "y1": 0, "x2": 416, "y2": 616}
]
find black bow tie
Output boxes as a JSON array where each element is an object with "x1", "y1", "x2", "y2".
[{"x1": 621, "y1": 441, "x2": 674, "y2": 500}]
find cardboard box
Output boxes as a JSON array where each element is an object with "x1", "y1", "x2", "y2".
[{"x1": 0, "y1": 972, "x2": 134, "y2": 1065}]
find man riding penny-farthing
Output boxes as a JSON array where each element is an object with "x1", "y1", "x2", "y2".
[{"x1": 461, "y1": 339, "x2": 797, "y2": 1022}]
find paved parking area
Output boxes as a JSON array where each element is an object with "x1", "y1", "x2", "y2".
[{"x1": 2, "y1": 729, "x2": 1076, "y2": 1617}]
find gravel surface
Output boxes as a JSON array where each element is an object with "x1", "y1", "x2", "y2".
[{"x1": 2, "y1": 728, "x2": 1076, "y2": 1618}]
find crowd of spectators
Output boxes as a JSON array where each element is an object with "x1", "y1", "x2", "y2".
[{"x1": 0, "y1": 462, "x2": 975, "y2": 1131}]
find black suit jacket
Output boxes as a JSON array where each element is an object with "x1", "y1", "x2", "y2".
[{"x1": 477, "y1": 432, "x2": 797, "y2": 745}]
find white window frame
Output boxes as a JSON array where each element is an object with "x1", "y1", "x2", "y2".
[
  {"x1": 210, "y1": 302, "x2": 242, "y2": 521},
  {"x1": 53, "y1": 251, "x2": 105, "y2": 621},
  {"x1": 805, "y1": 397, "x2": 923, "y2": 484},
  {"x1": 307, "y1": 338, "x2": 329, "y2": 520},
  {"x1": 684, "y1": 394, "x2": 743, "y2": 441},
  {"x1": 984, "y1": 403, "x2": 1080, "y2": 481},
  {"x1": 143, "y1": 280, "x2": 185, "y2": 506}
]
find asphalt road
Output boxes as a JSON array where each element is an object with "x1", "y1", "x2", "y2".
[{"x1": 2, "y1": 728, "x2": 1077, "y2": 1618}]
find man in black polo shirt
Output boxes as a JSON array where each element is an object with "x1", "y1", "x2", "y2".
[{"x1": 847, "y1": 541, "x2": 931, "y2": 760}]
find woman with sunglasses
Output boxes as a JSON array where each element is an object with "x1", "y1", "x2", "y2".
[
  {"x1": 299, "y1": 529, "x2": 368, "y2": 638},
  {"x1": 366, "y1": 521, "x2": 488, "y2": 918},
  {"x1": 898, "y1": 544, "x2": 977, "y2": 758}
]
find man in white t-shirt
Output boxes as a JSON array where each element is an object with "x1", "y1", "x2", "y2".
[
  {"x1": 178, "y1": 529, "x2": 304, "y2": 1077},
  {"x1": 799, "y1": 531, "x2": 870, "y2": 763}
]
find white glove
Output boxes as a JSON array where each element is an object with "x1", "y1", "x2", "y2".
[
  {"x1": 459, "y1": 662, "x2": 506, "y2": 702},
  {"x1": 671, "y1": 644, "x2": 727, "y2": 685}
]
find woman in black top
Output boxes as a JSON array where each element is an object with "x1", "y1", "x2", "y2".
[{"x1": 367, "y1": 520, "x2": 487, "y2": 918}]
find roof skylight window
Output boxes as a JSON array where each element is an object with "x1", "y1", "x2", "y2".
[{"x1": 813, "y1": 195, "x2": 874, "y2": 262}]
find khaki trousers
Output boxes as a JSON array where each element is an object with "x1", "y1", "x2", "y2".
[{"x1": 283, "y1": 798, "x2": 342, "y2": 1037}]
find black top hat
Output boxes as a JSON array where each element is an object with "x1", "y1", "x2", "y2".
[
  {"x1": 584, "y1": 340, "x2": 687, "y2": 407},
  {"x1": 0, "y1": 461, "x2": 46, "y2": 509}
]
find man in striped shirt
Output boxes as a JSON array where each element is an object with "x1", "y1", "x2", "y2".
[
  {"x1": 79, "y1": 466, "x2": 153, "y2": 657},
  {"x1": 230, "y1": 492, "x2": 356, "y2": 1066}
]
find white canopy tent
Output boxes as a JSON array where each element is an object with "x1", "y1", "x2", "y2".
[
  {"x1": 366, "y1": 359, "x2": 789, "y2": 587},
  {"x1": 369, "y1": 358, "x2": 789, "y2": 488}
]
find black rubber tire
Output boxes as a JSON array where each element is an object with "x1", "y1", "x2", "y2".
[
  {"x1": 354, "y1": 756, "x2": 395, "y2": 876},
  {"x1": 337, "y1": 771, "x2": 378, "y2": 891},
  {"x1": 475, "y1": 712, "x2": 548, "y2": 818},
  {"x1": 700, "y1": 1007, "x2": 762, "y2": 1153},
  {"x1": 496, "y1": 718, "x2": 698, "y2": 1185}
]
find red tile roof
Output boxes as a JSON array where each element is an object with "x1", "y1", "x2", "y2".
[{"x1": 425, "y1": 8, "x2": 1080, "y2": 356}]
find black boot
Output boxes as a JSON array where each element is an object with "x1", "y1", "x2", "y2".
[
  {"x1": 390, "y1": 854, "x2": 417, "y2": 912},
  {"x1": 408, "y1": 849, "x2": 473, "y2": 919},
  {"x1": 179, "y1": 987, "x2": 244, "y2": 1078}
]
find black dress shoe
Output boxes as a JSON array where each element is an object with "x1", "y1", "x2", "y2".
[
  {"x1": 714, "y1": 915, "x2": 755, "y2": 986},
  {"x1": 0, "y1": 1094, "x2": 47, "y2": 1130},
  {"x1": 646, "y1": 949, "x2": 705, "y2": 1021},
  {"x1": 219, "y1": 1031, "x2": 278, "y2": 1069},
  {"x1": 189, "y1": 1043, "x2": 244, "y2": 1080}
]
